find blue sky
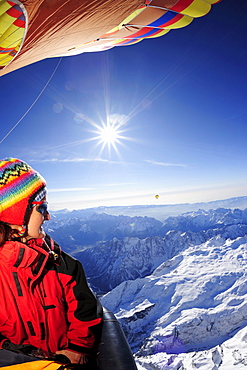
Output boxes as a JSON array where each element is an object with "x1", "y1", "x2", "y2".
[{"x1": 0, "y1": 0, "x2": 247, "y2": 211}]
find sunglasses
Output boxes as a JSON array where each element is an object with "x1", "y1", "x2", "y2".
[{"x1": 32, "y1": 201, "x2": 49, "y2": 216}]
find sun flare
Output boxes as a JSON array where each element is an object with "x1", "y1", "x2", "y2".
[
  {"x1": 88, "y1": 114, "x2": 131, "y2": 155},
  {"x1": 99, "y1": 123, "x2": 120, "y2": 147},
  {"x1": 72, "y1": 112, "x2": 135, "y2": 157}
]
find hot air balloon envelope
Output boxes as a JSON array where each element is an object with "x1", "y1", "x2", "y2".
[{"x1": 0, "y1": 0, "x2": 222, "y2": 76}]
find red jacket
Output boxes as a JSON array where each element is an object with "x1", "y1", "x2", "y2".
[{"x1": 0, "y1": 236, "x2": 102, "y2": 355}]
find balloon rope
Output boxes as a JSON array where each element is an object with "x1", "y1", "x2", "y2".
[{"x1": 0, "y1": 57, "x2": 62, "y2": 144}]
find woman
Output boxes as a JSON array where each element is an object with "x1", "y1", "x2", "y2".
[{"x1": 0, "y1": 158, "x2": 102, "y2": 368}]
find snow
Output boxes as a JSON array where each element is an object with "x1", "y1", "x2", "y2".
[
  {"x1": 135, "y1": 326, "x2": 247, "y2": 369},
  {"x1": 101, "y1": 233, "x2": 247, "y2": 369}
]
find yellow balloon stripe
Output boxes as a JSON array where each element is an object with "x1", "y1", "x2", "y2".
[
  {"x1": 0, "y1": 359, "x2": 62, "y2": 369},
  {"x1": 0, "y1": 54, "x2": 13, "y2": 66},
  {"x1": 0, "y1": 1, "x2": 12, "y2": 17},
  {"x1": 0, "y1": 24, "x2": 24, "y2": 47},
  {"x1": 177, "y1": 0, "x2": 211, "y2": 18},
  {"x1": 205, "y1": 0, "x2": 221, "y2": 4},
  {"x1": 114, "y1": 38, "x2": 143, "y2": 46},
  {"x1": 0, "y1": 11, "x2": 17, "y2": 36},
  {"x1": 163, "y1": 14, "x2": 193, "y2": 29}
]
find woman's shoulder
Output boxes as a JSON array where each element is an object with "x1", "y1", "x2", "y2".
[
  {"x1": 0, "y1": 240, "x2": 27, "y2": 264},
  {"x1": 2, "y1": 240, "x2": 25, "y2": 249}
]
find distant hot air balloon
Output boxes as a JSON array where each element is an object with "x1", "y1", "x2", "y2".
[
  {"x1": 155, "y1": 194, "x2": 159, "y2": 199},
  {"x1": 0, "y1": 0, "x2": 222, "y2": 76}
]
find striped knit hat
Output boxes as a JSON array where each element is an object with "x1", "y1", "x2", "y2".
[{"x1": 0, "y1": 158, "x2": 46, "y2": 226}]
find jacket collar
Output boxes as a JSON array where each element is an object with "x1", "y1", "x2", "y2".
[{"x1": 0, "y1": 240, "x2": 49, "y2": 278}]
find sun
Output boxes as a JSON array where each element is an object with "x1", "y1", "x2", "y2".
[
  {"x1": 87, "y1": 114, "x2": 131, "y2": 155},
  {"x1": 72, "y1": 112, "x2": 134, "y2": 157},
  {"x1": 98, "y1": 122, "x2": 120, "y2": 147}
]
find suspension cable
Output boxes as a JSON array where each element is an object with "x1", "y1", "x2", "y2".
[{"x1": 0, "y1": 57, "x2": 62, "y2": 144}]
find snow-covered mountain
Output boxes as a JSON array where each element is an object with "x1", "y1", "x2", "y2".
[
  {"x1": 101, "y1": 235, "x2": 247, "y2": 369},
  {"x1": 62, "y1": 208, "x2": 247, "y2": 294},
  {"x1": 161, "y1": 208, "x2": 247, "y2": 233},
  {"x1": 45, "y1": 204, "x2": 247, "y2": 251},
  {"x1": 73, "y1": 221, "x2": 247, "y2": 293},
  {"x1": 45, "y1": 213, "x2": 162, "y2": 251}
]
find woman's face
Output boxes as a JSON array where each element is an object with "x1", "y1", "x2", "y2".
[{"x1": 26, "y1": 200, "x2": 50, "y2": 239}]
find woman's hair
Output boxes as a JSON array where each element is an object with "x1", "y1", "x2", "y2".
[{"x1": 0, "y1": 222, "x2": 17, "y2": 246}]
